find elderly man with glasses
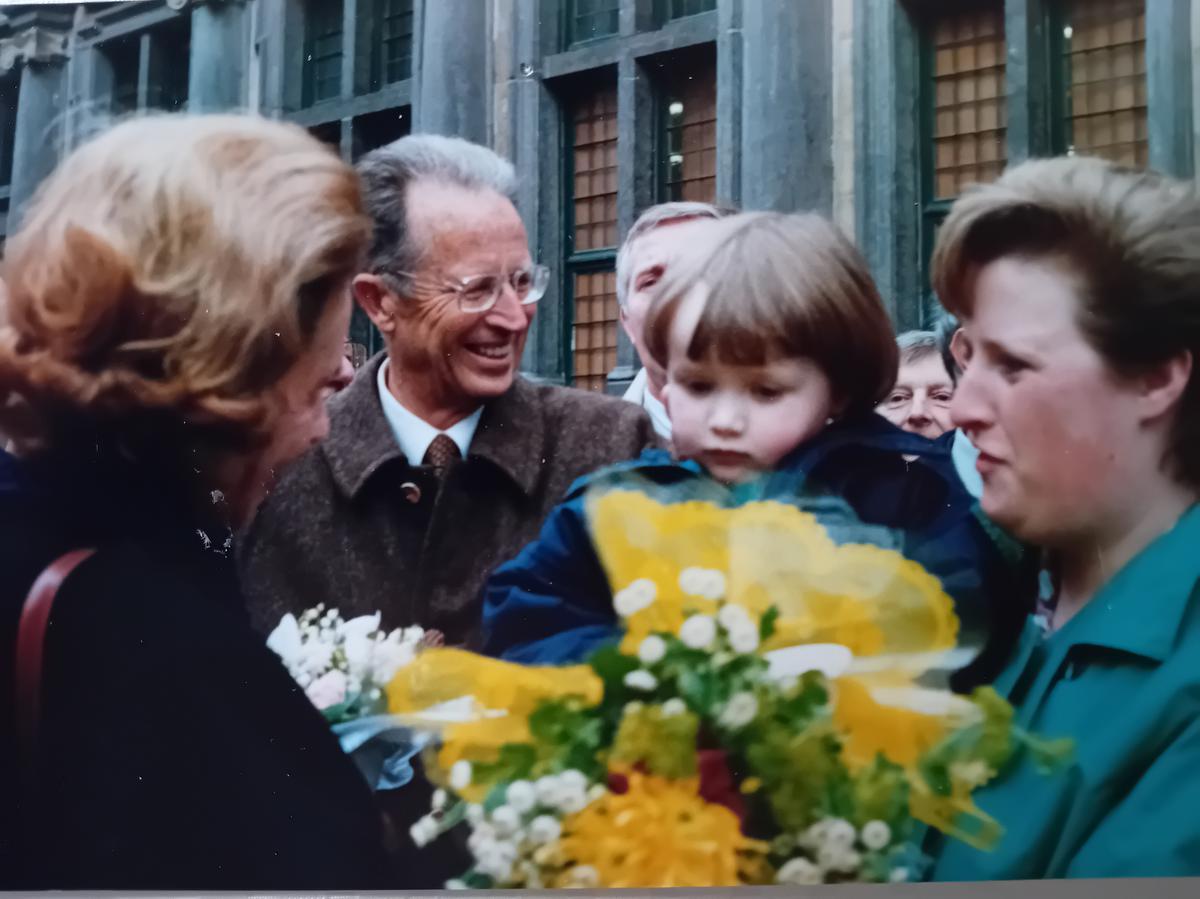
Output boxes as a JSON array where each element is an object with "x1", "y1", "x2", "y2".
[{"x1": 240, "y1": 135, "x2": 654, "y2": 649}]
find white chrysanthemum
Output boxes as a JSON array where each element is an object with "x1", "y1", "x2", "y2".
[
  {"x1": 449, "y1": 760, "x2": 473, "y2": 791},
  {"x1": 861, "y1": 820, "x2": 892, "y2": 851},
  {"x1": 587, "y1": 783, "x2": 608, "y2": 802},
  {"x1": 528, "y1": 815, "x2": 562, "y2": 845},
  {"x1": 776, "y1": 857, "x2": 823, "y2": 885},
  {"x1": 890, "y1": 867, "x2": 910, "y2": 883},
  {"x1": 476, "y1": 852, "x2": 513, "y2": 883},
  {"x1": 535, "y1": 775, "x2": 562, "y2": 806},
  {"x1": 506, "y1": 780, "x2": 537, "y2": 813},
  {"x1": 409, "y1": 814, "x2": 439, "y2": 847},
  {"x1": 718, "y1": 691, "x2": 758, "y2": 729},
  {"x1": 614, "y1": 578, "x2": 658, "y2": 617},
  {"x1": 824, "y1": 818, "x2": 856, "y2": 849},
  {"x1": 558, "y1": 769, "x2": 588, "y2": 795},
  {"x1": 717, "y1": 603, "x2": 752, "y2": 632},
  {"x1": 403, "y1": 625, "x2": 426, "y2": 644},
  {"x1": 556, "y1": 787, "x2": 588, "y2": 814},
  {"x1": 624, "y1": 669, "x2": 658, "y2": 691},
  {"x1": 467, "y1": 822, "x2": 496, "y2": 852},
  {"x1": 728, "y1": 622, "x2": 760, "y2": 654},
  {"x1": 445, "y1": 878, "x2": 468, "y2": 890},
  {"x1": 466, "y1": 803, "x2": 485, "y2": 826},
  {"x1": 679, "y1": 614, "x2": 717, "y2": 650},
  {"x1": 490, "y1": 804, "x2": 521, "y2": 836},
  {"x1": 678, "y1": 567, "x2": 727, "y2": 600},
  {"x1": 637, "y1": 635, "x2": 667, "y2": 665},
  {"x1": 431, "y1": 788, "x2": 448, "y2": 811},
  {"x1": 661, "y1": 698, "x2": 687, "y2": 717}
]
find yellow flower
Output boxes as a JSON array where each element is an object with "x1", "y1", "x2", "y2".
[{"x1": 554, "y1": 768, "x2": 767, "y2": 888}]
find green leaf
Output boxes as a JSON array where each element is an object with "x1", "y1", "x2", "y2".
[
  {"x1": 587, "y1": 644, "x2": 639, "y2": 699},
  {"x1": 760, "y1": 606, "x2": 780, "y2": 641}
]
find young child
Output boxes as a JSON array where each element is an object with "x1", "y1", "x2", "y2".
[{"x1": 481, "y1": 212, "x2": 1033, "y2": 687}]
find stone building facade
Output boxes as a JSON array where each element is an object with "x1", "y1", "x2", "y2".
[{"x1": 1, "y1": 0, "x2": 1197, "y2": 392}]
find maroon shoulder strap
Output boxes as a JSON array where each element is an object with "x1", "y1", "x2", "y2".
[{"x1": 15, "y1": 548, "x2": 96, "y2": 765}]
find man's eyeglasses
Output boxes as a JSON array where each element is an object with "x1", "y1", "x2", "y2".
[{"x1": 380, "y1": 264, "x2": 551, "y2": 314}]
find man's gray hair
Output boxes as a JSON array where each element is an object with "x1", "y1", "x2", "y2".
[
  {"x1": 356, "y1": 134, "x2": 518, "y2": 275},
  {"x1": 615, "y1": 201, "x2": 728, "y2": 307},
  {"x1": 896, "y1": 329, "x2": 943, "y2": 367}
]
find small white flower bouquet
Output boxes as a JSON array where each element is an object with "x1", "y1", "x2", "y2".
[{"x1": 267, "y1": 604, "x2": 432, "y2": 790}]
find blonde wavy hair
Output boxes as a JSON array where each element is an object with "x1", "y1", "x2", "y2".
[{"x1": 0, "y1": 113, "x2": 369, "y2": 452}]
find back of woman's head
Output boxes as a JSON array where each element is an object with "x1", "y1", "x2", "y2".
[
  {"x1": 643, "y1": 211, "x2": 898, "y2": 415},
  {"x1": 0, "y1": 113, "x2": 369, "y2": 452}
]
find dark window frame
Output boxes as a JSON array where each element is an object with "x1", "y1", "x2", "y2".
[
  {"x1": 562, "y1": 75, "x2": 619, "y2": 390},
  {"x1": 371, "y1": 0, "x2": 414, "y2": 90},
  {"x1": 564, "y1": 0, "x2": 621, "y2": 49},
  {"x1": 303, "y1": 0, "x2": 346, "y2": 106},
  {"x1": 915, "y1": 0, "x2": 1005, "y2": 326},
  {"x1": 656, "y1": 0, "x2": 717, "y2": 27}
]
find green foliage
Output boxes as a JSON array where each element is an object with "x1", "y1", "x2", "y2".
[
  {"x1": 611, "y1": 704, "x2": 700, "y2": 778},
  {"x1": 528, "y1": 699, "x2": 607, "y2": 779}
]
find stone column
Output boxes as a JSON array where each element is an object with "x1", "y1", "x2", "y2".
[
  {"x1": 413, "y1": 0, "x2": 490, "y2": 143},
  {"x1": 2, "y1": 25, "x2": 70, "y2": 234},
  {"x1": 738, "y1": 0, "x2": 833, "y2": 214},
  {"x1": 1148, "y1": 0, "x2": 1195, "y2": 177},
  {"x1": 189, "y1": 0, "x2": 251, "y2": 112},
  {"x1": 853, "y1": 0, "x2": 921, "y2": 328},
  {"x1": 1005, "y1": 0, "x2": 1053, "y2": 165}
]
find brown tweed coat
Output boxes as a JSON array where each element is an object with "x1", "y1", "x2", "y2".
[{"x1": 239, "y1": 353, "x2": 656, "y2": 647}]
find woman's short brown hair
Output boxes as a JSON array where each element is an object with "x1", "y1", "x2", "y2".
[
  {"x1": 0, "y1": 114, "x2": 369, "y2": 450},
  {"x1": 931, "y1": 155, "x2": 1200, "y2": 490},
  {"x1": 642, "y1": 211, "x2": 898, "y2": 415}
]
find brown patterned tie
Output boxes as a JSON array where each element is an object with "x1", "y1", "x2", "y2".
[{"x1": 422, "y1": 433, "x2": 461, "y2": 479}]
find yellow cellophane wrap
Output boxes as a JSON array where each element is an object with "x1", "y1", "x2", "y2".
[{"x1": 386, "y1": 648, "x2": 602, "y2": 801}]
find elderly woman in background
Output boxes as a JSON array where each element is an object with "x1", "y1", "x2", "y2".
[
  {"x1": 877, "y1": 330, "x2": 956, "y2": 440},
  {"x1": 0, "y1": 116, "x2": 393, "y2": 888},
  {"x1": 926, "y1": 157, "x2": 1200, "y2": 879}
]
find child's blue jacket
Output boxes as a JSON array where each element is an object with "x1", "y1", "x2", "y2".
[{"x1": 481, "y1": 412, "x2": 1034, "y2": 690}]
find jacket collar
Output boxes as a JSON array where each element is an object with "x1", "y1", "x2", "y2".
[
  {"x1": 322, "y1": 352, "x2": 545, "y2": 500},
  {"x1": 1052, "y1": 503, "x2": 1200, "y2": 663}
]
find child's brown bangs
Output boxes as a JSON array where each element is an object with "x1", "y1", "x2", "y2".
[{"x1": 682, "y1": 253, "x2": 826, "y2": 368}]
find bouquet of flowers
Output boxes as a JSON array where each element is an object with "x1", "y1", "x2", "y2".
[
  {"x1": 267, "y1": 604, "x2": 433, "y2": 789},
  {"x1": 384, "y1": 488, "x2": 1070, "y2": 887}
]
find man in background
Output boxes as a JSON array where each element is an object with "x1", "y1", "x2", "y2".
[{"x1": 615, "y1": 202, "x2": 730, "y2": 439}]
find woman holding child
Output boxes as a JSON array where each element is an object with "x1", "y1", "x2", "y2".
[{"x1": 925, "y1": 158, "x2": 1200, "y2": 878}]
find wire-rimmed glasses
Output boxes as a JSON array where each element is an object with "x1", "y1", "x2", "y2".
[{"x1": 380, "y1": 264, "x2": 551, "y2": 314}]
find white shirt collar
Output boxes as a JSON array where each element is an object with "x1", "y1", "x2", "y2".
[
  {"x1": 622, "y1": 367, "x2": 671, "y2": 440},
  {"x1": 376, "y1": 359, "x2": 483, "y2": 467}
]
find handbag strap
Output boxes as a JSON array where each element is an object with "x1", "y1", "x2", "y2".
[{"x1": 15, "y1": 548, "x2": 96, "y2": 766}]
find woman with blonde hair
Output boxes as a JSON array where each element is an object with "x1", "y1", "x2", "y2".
[{"x1": 0, "y1": 115, "x2": 394, "y2": 887}]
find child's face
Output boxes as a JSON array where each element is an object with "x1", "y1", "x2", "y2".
[{"x1": 662, "y1": 286, "x2": 838, "y2": 484}]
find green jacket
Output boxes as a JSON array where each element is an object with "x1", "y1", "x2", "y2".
[{"x1": 929, "y1": 503, "x2": 1200, "y2": 880}]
